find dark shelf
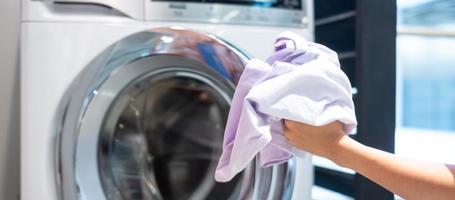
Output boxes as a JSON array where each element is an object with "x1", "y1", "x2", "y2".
[
  {"x1": 340, "y1": 57, "x2": 356, "y2": 87},
  {"x1": 314, "y1": 166, "x2": 356, "y2": 197},
  {"x1": 315, "y1": 16, "x2": 356, "y2": 54},
  {"x1": 314, "y1": 0, "x2": 356, "y2": 20},
  {"x1": 314, "y1": 1, "x2": 396, "y2": 200}
]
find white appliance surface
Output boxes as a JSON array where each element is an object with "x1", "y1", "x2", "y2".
[{"x1": 21, "y1": 1, "x2": 314, "y2": 199}]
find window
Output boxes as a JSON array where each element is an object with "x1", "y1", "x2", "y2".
[{"x1": 396, "y1": 0, "x2": 455, "y2": 164}]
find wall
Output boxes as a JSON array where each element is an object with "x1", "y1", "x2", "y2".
[{"x1": 0, "y1": 0, "x2": 21, "y2": 199}]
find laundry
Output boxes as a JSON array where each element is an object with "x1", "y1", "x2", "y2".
[{"x1": 215, "y1": 31, "x2": 357, "y2": 182}]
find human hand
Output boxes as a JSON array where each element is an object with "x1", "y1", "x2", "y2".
[{"x1": 283, "y1": 120, "x2": 347, "y2": 160}]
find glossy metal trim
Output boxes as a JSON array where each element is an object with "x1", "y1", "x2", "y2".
[{"x1": 79, "y1": 60, "x2": 237, "y2": 200}]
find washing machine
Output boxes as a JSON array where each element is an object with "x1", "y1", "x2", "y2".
[{"x1": 21, "y1": 0, "x2": 315, "y2": 199}]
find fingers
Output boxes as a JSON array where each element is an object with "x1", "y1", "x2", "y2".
[
  {"x1": 328, "y1": 120, "x2": 346, "y2": 134},
  {"x1": 284, "y1": 119, "x2": 318, "y2": 131},
  {"x1": 283, "y1": 125, "x2": 301, "y2": 143},
  {"x1": 283, "y1": 119, "x2": 299, "y2": 130},
  {"x1": 283, "y1": 122, "x2": 298, "y2": 138},
  {"x1": 283, "y1": 120, "x2": 345, "y2": 156},
  {"x1": 284, "y1": 128, "x2": 304, "y2": 149},
  {"x1": 283, "y1": 120, "x2": 312, "y2": 150},
  {"x1": 283, "y1": 128, "x2": 294, "y2": 140}
]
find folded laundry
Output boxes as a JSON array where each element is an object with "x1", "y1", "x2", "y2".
[{"x1": 215, "y1": 31, "x2": 357, "y2": 182}]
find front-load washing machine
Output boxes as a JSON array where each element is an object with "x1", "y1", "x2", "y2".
[{"x1": 21, "y1": 0, "x2": 315, "y2": 199}]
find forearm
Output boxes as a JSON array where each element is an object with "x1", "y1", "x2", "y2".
[{"x1": 331, "y1": 136, "x2": 455, "y2": 200}]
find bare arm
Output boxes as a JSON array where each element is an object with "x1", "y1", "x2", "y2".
[{"x1": 283, "y1": 120, "x2": 455, "y2": 200}]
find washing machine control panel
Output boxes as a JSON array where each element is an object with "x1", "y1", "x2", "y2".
[{"x1": 145, "y1": 0, "x2": 310, "y2": 27}]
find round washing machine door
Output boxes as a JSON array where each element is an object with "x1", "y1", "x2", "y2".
[{"x1": 57, "y1": 28, "x2": 296, "y2": 200}]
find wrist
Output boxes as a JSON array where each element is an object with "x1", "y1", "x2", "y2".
[{"x1": 329, "y1": 135, "x2": 363, "y2": 168}]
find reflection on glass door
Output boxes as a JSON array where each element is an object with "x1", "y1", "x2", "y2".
[{"x1": 98, "y1": 74, "x2": 243, "y2": 200}]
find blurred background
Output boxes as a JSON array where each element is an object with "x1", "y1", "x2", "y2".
[
  {"x1": 395, "y1": 0, "x2": 455, "y2": 165},
  {"x1": 311, "y1": 0, "x2": 455, "y2": 199}
]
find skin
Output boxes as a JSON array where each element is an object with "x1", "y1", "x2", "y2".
[{"x1": 283, "y1": 120, "x2": 455, "y2": 200}]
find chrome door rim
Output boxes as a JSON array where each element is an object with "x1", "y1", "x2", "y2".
[{"x1": 77, "y1": 56, "x2": 238, "y2": 200}]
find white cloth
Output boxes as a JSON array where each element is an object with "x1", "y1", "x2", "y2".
[{"x1": 215, "y1": 31, "x2": 357, "y2": 182}]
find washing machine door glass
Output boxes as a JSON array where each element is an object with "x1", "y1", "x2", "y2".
[{"x1": 98, "y1": 73, "x2": 241, "y2": 200}]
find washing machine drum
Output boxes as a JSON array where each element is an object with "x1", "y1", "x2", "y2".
[{"x1": 58, "y1": 28, "x2": 295, "y2": 200}]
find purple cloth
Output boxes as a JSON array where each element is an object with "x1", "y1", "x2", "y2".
[{"x1": 215, "y1": 31, "x2": 357, "y2": 182}]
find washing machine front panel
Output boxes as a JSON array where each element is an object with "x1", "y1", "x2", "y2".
[
  {"x1": 58, "y1": 28, "x2": 295, "y2": 200},
  {"x1": 146, "y1": 0, "x2": 310, "y2": 28}
]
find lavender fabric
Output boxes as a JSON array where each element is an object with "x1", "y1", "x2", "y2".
[{"x1": 214, "y1": 31, "x2": 357, "y2": 182}]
